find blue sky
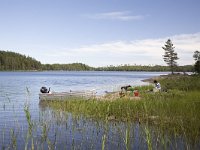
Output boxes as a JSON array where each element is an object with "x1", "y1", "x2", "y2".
[{"x1": 0, "y1": 0, "x2": 200, "y2": 67}]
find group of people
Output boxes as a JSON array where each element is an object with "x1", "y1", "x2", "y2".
[{"x1": 120, "y1": 80, "x2": 161, "y2": 97}]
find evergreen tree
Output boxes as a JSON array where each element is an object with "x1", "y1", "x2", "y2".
[
  {"x1": 162, "y1": 39, "x2": 179, "y2": 74},
  {"x1": 0, "y1": 50, "x2": 42, "y2": 70},
  {"x1": 193, "y1": 50, "x2": 200, "y2": 74}
]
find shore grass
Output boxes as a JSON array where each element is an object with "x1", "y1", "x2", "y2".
[
  {"x1": 41, "y1": 74, "x2": 200, "y2": 145},
  {"x1": 159, "y1": 74, "x2": 200, "y2": 91}
]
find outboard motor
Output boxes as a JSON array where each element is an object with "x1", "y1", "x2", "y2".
[{"x1": 40, "y1": 87, "x2": 50, "y2": 93}]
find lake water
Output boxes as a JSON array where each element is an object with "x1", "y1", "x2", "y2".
[{"x1": 0, "y1": 71, "x2": 176, "y2": 148}]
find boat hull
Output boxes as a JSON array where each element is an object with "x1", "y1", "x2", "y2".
[{"x1": 39, "y1": 91, "x2": 96, "y2": 101}]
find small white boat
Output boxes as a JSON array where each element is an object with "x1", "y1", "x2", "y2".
[{"x1": 39, "y1": 89, "x2": 96, "y2": 101}]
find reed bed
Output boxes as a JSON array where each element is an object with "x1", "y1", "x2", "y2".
[{"x1": 40, "y1": 74, "x2": 200, "y2": 149}]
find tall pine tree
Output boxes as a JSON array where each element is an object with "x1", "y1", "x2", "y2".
[{"x1": 162, "y1": 39, "x2": 179, "y2": 74}]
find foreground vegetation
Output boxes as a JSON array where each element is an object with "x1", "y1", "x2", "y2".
[
  {"x1": 41, "y1": 74, "x2": 200, "y2": 149},
  {"x1": 2, "y1": 74, "x2": 200, "y2": 149}
]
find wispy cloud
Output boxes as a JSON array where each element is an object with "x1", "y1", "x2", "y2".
[{"x1": 84, "y1": 11, "x2": 145, "y2": 21}]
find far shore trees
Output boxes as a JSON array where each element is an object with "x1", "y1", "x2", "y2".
[
  {"x1": 0, "y1": 50, "x2": 193, "y2": 72},
  {"x1": 193, "y1": 50, "x2": 200, "y2": 74},
  {"x1": 162, "y1": 39, "x2": 179, "y2": 74}
]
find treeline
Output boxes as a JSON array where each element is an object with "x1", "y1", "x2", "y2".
[
  {"x1": 42, "y1": 63, "x2": 93, "y2": 71},
  {"x1": 41, "y1": 64, "x2": 193, "y2": 72},
  {"x1": 95, "y1": 65, "x2": 194, "y2": 72},
  {"x1": 0, "y1": 50, "x2": 42, "y2": 70},
  {"x1": 0, "y1": 50, "x2": 93, "y2": 71},
  {"x1": 0, "y1": 50, "x2": 194, "y2": 72}
]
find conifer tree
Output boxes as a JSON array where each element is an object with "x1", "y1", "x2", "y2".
[
  {"x1": 193, "y1": 50, "x2": 200, "y2": 74},
  {"x1": 162, "y1": 39, "x2": 179, "y2": 74}
]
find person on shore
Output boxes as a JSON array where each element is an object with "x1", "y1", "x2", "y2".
[{"x1": 153, "y1": 80, "x2": 161, "y2": 92}]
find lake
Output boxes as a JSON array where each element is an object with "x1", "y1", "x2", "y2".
[{"x1": 0, "y1": 71, "x2": 169, "y2": 149}]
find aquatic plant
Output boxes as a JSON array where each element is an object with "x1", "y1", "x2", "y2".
[{"x1": 40, "y1": 75, "x2": 200, "y2": 149}]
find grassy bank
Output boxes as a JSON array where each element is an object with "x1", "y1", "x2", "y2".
[{"x1": 41, "y1": 75, "x2": 200, "y2": 144}]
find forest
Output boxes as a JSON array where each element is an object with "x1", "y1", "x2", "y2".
[
  {"x1": 95, "y1": 64, "x2": 193, "y2": 72},
  {"x1": 0, "y1": 50, "x2": 194, "y2": 72},
  {"x1": 0, "y1": 50, "x2": 42, "y2": 70}
]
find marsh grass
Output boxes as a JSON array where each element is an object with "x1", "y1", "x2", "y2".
[
  {"x1": 159, "y1": 74, "x2": 200, "y2": 91},
  {"x1": 10, "y1": 129, "x2": 17, "y2": 149},
  {"x1": 41, "y1": 75, "x2": 200, "y2": 148},
  {"x1": 42, "y1": 91, "x2": 200, "y2": 147}
]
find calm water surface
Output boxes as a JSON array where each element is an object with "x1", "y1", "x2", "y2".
[{"x1": 0, "y1": 71, "x2": 173, "y2": 148}]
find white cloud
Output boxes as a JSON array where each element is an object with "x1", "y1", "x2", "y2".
[
  {"x1": 32, "y1": 32, "x2": 200, "y2": 66},
  {"x1": 84, "y1": 11, "x2": 145, "y2": 21},
  {"x1": 61, "y1": 32, "x2": 200, "y2": 67},
  {"x1": 171, "y1": 33, "x2": 200, "y2": 53}
]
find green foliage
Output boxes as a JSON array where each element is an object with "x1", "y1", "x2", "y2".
[
  {"x1": 194, "y1": 61, "x2": 200, "y2": 74},
  {"x1": 162, "y1": 39, "x2": 179, "y2": 74},
  {"x1": 0, "y1": 50, "x2": 94, "y2": 71},
  {"x1": 95, "y1": 64, "x2": 193, "y2": 72},
  {"x1": 0, "y1": 50, "x2": 42, "y2": 71},
  {"x1": 159, "y1": 74, "x2": 200, "y2": 91},
  {"x1": 193, "y1": 50, "x2": 200, "y2": 61},
  {"x1": 41, "y1": 75, "x2": 200, "y2": 145},
  {"x1": 193, "y1": 50, "x2": 200, "y2": 74},
  {"x1": 42, "y1": 63, "x2": 93, "y2": 71}
]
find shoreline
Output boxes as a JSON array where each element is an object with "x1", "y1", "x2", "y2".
[
  {"x1": 141, "y1": 75, "x2": 168, "y2": 83},
  {"x1": 96, "y1": 75, "x2": 167, "y2": 100}
]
